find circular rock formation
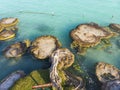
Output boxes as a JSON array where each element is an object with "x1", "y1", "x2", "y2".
[
  {"x1": 96, "y1": 62, "x2": 120, "y2": 83},
  {"x1": 0, "y1": 18, "x2": 18, "y2": 28},
  {"x1": 0, "y1": 18, "x2": 19, "y2": 40},
  {"x1": 50, "y1": 48, "x2": 74, "y2": 90},
  {"x1": 31, "y1": 35, "x2": 61, "y2": 59},
  {"x1": 102, "y1": 79, "x2": 120, "y2": 90},
  {"x1": 50, "y1": 48, "x2": 74, "y2": 70},
  {"x1": 0, "y1": 30, "x2": 15, "y2": 40},
  {"x1": 4, "y1": 40, "x2": 30, "y2": 58}
]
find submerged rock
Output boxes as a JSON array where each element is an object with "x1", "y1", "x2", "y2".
[
  {"x1": 31, "y1": 35, "x2": 61, "y2": 59},
  {"x1": 109, "y1": 23, "x2": 120, "y2": 33},
  {"x1": 96, "y1": 62, "x2": 120, "y2": 83},
  {"x1": 102, "y1": 79, "x2": 120, "y2": 90},
  {"x1": 70, "y1": 23, "x2": 115, "y2": 55},
  {"x1": 3, "y1": 40, "x2": 31, "y2": 58},
  {"x1": 0, "y1": 70, "x2": 25, "y2": 90},
  {"x1": 64, "y1": 70, "x2": 85, "y2": 90}
]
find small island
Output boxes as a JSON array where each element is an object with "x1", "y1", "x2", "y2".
[
  {"x1": 31, "y1": 35, "x2": 61, "y2": 60},
  {"x1": 96, "y1": 62, "x2": 120, "y2": 90},
  {"x1": 70, "y1": 23, "x2": 115, "y2": 55}
]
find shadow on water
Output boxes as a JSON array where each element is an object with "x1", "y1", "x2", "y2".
[
  {"x1": 26, "y1": 24, "x2": 57, "y2": 41},
  {"x1": 35, "y1": 24, "x2": 55, "y2": 34},
  {"x1": 0, "y1": 52, "x2": 51, "y2": 81}
]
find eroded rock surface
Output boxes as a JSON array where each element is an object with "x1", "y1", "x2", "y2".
[
  {"x1": 70, "y1": 23, "x2": 115, "y2": 54},
  {"x1": 4, "y1": 40, "x2": 30, "y2": 58},
  {"x1": 96, "y1": 62, "x2": 120, "y2": 83},
  {"x1": 0, "y1": 18, "x2": 18, "y2": 28},
  {"x1": 0, "y1": 18, "x2": 19, "y2": 40},
  {"x1": 28, "y1": 48, "x2": 85, "y2": 90},
  {"x1": 31, "y1": 35, "x2": 61, "y2": 59}
]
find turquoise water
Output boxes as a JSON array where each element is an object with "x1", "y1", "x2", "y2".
[{"x1": 0, "y1": 0, "x2": 120, "y2": 89}]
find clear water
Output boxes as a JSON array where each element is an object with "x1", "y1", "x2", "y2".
[{"x1": 0, "y1": 0, "x2": 120, "y2": 90}]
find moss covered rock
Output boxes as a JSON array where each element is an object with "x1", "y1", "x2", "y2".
[{"x1": 10, "y1": 69, "x2": 50, "y2": 90}]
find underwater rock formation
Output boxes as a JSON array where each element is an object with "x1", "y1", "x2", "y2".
[
  {"x1": 0, "y1": 30, "x2": 16, "y2": 41},
  {"x1": 10, "y1": 69, "x2": 50, "y2": 90},
  {"x1": 109, "y1": 23, "x2": 120, "y2": 33},
  {"x1": 70, "y1": 23, "x2": 115, "y2": 55},
  {"x1": 0, "y1": 70, "x2": 25, "y2": 90},
  {"x1": 31, "y1": 35, "x2": 61, "y2": 59},
  {"x1": 102, "y1": 79, "x2": 120, "y2": 90},
  {"x1": 96, "y1": 62, "x2": 120, "y2": 83},
  {"x1": 3, "y1": 40, "x2": 30, "y2": 58},
  {"x1": 0, "y1": 18, "x2": 19, "y2": 40}
]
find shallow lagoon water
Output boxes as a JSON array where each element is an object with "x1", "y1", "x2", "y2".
[{"x1": 0, "y1": 0, "x2": 120, "y2": 90}]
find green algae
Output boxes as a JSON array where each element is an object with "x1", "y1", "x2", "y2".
[
  {"x1": 10, "y1": 69, "x2": 50, "y2": 90},
  {"x1": 30, "y1": 70, "x2": 50, "y2": 84},
  {"x1": 58, "y1": 60, "x2": 85, "y2": 90},
  {"x1": 10, "y1": 76, "x2": 35, "y2": 90}
]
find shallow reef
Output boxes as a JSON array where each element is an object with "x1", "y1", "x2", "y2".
[{"x1": 10, "y1": 48, "x2": 86, "y2": 90}]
